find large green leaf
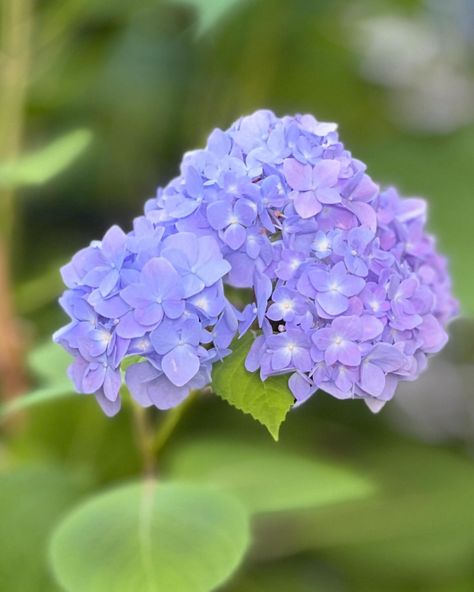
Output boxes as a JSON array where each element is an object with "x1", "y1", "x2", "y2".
[
  {"x1": 212, "y1": 333, "x2": 294, "y2": 440},
  {"x1": 49, "y1": 481, "x2": 250, "y2": 592},
  {"x1": 0, "y1": 129, "x2": 92, "y2": 189},
  {"x1": 168, "y1": 439, "x2": 374, "y2": 514},
  {"x1": 0, "y1": 466, "x2": 90, "y2": 592}
]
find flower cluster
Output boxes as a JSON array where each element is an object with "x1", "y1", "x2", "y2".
[
  {"x1": 54, "y1": 226, "x2": 237, "y2": 415},
  {"x1": 55, "y1": 110, "x2": 457, "y2": 415}
]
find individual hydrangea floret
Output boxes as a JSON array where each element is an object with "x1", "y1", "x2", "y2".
[{"x1": 55, "y1": 109, "x2": 457, "y2": 416}]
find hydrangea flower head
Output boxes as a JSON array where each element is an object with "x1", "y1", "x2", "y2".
[{"x1": 55, "y1": 110, "x2": 457, "y2": 416}]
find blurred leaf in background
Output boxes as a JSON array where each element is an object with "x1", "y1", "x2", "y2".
[
  {"x1": 169, "y1": 438, "x2": 374, "y2": 514},
  {"x1": 170, "y1": 0, "x2": 251, "y2": 35},
  {"x1": 0, "y1": 129, "x2": 92, "y2": 189},
  {"x1": 0, "y1": 466, "x2": 91, "y2": 592},
  {"x1": 0, "y1": 342, "x2": 73, "y2": 421}
]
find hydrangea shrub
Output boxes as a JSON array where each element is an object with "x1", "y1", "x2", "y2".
[{"x1": 54, "y1": 110, "x2": 457, "y2": 425}]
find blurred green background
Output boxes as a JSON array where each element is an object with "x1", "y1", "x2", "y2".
[{"x1": 1, "y1": 0, "x2": 474, "y2": 590}]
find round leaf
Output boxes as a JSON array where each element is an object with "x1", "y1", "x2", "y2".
[{"x1": 50, "y1": 481, "x2": 250, "y2": 592}]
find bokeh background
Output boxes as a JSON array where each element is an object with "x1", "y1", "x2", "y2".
[{"x1": 1, "y1": 0, "x2": 474, "y2": 590}]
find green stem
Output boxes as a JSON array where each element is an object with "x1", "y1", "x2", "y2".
[
  {"x1": 152, "y1": 390, "x2": 198, "y2": 457},
  {"x1": 132, "y1": 403, "x2": 157, "y2": 479},
  {"x1": 132, "y1": 390, "x2": 198, "y2": 478}
]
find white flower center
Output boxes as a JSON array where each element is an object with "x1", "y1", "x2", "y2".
[
  {"x1": 195, "y1": 297, "x2": 208, "y2": 311},
  {"x1": 314, "y1": 238, "x2": 330, "y2": 252},
  {"x1": 290, "y1": 259, "x2": 300, "y2": 269}
]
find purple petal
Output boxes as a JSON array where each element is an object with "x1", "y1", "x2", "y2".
[
  {"x1": 308, "y1": 268, "x2": 330, "y2": 292},
  {"x1": 364, "y1": 397, "x2": 386, "y2": 413},
  {"x1": 338, "y1": 342, "x2": 361, "y2": 366},
  {"x1": 339, "y1": 274, "x2": 365, "y2": 297},
  {"x1": 224, "y1": 223, "x2": 246, "y2": 250},
  {"x1": 95, "y1": 390, "x2": 121, "y2": 417},
  {"x1": 293, "y1": 348, "x2": 312, "y2": 372},
  {"x1": 87, "y1": 329, "x2": 110, "y2": 357},
  {"x1": 207, "y1": 200, "x2": 232, "y2": 230},
  {"x1": 134, "y1": 302, "x2": 163, "y2": 326},
  {"x1": 317, "y1": 291, "x2": 348, "y2": 316},
  {"x1": 317, "y1": 187, "x2": 341, "y2": 204},
  {"x1": 283, "y1": 159, "x2": 312, "y2": 191},
  {"x1": 271, "y1": 348, "x2": 292, "y2": 370},
  {"x1": 161, "y1": 345, "x2": 200, "y2": 387},
  {"x1": 313, "y1": 159, "x2": 340, "y2": 187},
  {"x1": 346, "y1": 202, "x2": 377, "y2": 233},
  {"x1": 67, "y1": 357, "x2": 88, "y2": 392},
  {"x1": 360, "y1": 361, "x2": 385, "y2": 396},
  {"x1": 245, "y1": 335, "x2": 266, "y2": 372},
  {"x1": 101, "y1": 225, "x2": 127, "y2": 261},
  {"x1": 332, "y1": 315, "x2": 362, "y2": 341},
  {"x1": 162, "y1": 299, "x2": 185, "y2": 319},
  {"x1": 103, "y1": 367, "x2": 121, "y2": 401},
  {"x1": 125, "y1": 362, "x2": 157, "y2": 406},
  {"x1": 99, "y1": 269, "x2": 120, "y2": 297},
  {"x1": 82, "y1": 363, "x2": 106, "y2": 394},
  {"x1": 367, "y1": 343, "x2": 406, "y2": 372},
  {"x1": 294, "y1": 191, "x2": 322, "y2": 219},
  {"x1": 147, "y1": 374, "x2": 190, "y2": 410},
  {"x1": 115, "y1": 311, "x2": 148, "y2": 338},
  {"x1": 417, "y1": 314, "x2": 448, "y2": 354},
  {"x1": 234, "y1": 199, "x2": 256, "y2": 226},
  {"x1": 360, "y1": 316, "x2": 384, "y2": 341},
  {"x1": 121, "y1": 284, "x2": 153, "y2": 308},
  {"x1": 289, "y1": 373, "x2": 315, "y2": 405},
  {"x1": 142, "y1": 257, "x2": 181, "y2": 300},
  {"x1": 90, "y1": 294, "x2": 129, "y2": 319}
]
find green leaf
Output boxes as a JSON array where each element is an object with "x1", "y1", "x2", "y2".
[
  {"x1": 29, "y1": 340, "x2": 72, "y2": 386},
  {"x1": 0, "y1": 342, "x2": 73, "y2": 421},
  {"x1": 0, "y1": 129, "x2": 92, "y2": 188},
  {"x1": 49, "y1": 481, "x2": 250, "y2": 592},
  {"x1": 170, "y1": 0, "x2": 247, "y2": 36},
  {"x1": 264, "y1": 444, "x2": 474, "y2": 580},
  {"x1": 0, "y1": 466, "x2": 90, "y2": 592},
  {"x1": 211, "y1": 333, "x2": 294, "y2": 440},
  {"x1": 169, "y1": 438, "x2": 375, "y2": 514},
  {"x1": 0, "y1": 386, "x2": 73, "y2": 421}
]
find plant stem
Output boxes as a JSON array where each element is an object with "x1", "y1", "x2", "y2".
[
  {"x1": 132, "y1": 404, "x2": 157, "y2": 479},
  {"x1": 0, "y1": 0, "x2": 33, "y2": 399},
  {"x1": 132, "y1": 390, "x2": 198, "y2": 478},
  {"x1": 152, "y1": 390, "x2": 198, "y2": 457}
]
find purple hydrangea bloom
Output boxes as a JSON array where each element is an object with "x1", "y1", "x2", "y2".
[
  {"x1": 54, "y1": 226, "x2": 233, "y2": 415},
  {"x1": 55, "y1": 110, "x2": 457, "y2": 417}
]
